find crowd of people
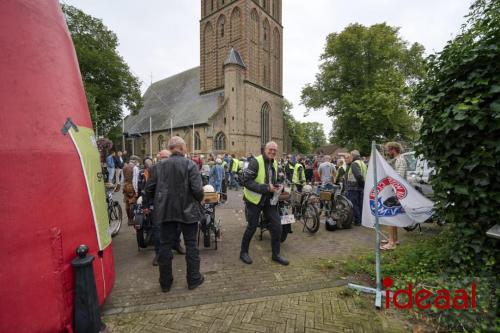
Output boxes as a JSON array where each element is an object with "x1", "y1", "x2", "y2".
[{"x1": 104, "y1": 138, "x2": 407, "y2": 292}]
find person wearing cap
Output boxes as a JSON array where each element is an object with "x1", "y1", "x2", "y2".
[
  {"x1": 240, "y1": 141, "x2": 289, "y2": 266},
  {"x1": 381, "y1": 142, "x2": 407, "y2": 250},
  {"x1": 143, "y1": 137, "x2": 205, "y2": 292},
  {"x1": 345, "y1": 150, "x2": 367, "y2": 226}
]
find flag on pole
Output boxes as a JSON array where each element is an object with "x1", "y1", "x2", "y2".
[{"x1": 362, "y1": 148, "x2": 434, "y2": 228}]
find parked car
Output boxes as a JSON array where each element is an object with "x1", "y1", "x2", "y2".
[{"x1": 403, "y1": 151, "x2": 435, "y2": 198}]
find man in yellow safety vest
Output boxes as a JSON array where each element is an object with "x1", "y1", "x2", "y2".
[
  {"x1": 240, "y1": 141, "x2": 289, "y2": 266},
  {"x1": 345, "y1": 150, "x2": 367, "y2": 226},
  {"x1": 229, "y1": 154, "x2": 240, "y2": 190},
  {"x1": 292, "y1": 156, "x2": 306, "y2": 192}
]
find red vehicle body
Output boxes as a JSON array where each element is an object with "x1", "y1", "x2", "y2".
[{"x1": 0, "y1": 1, "x2": 115, "y2": 332}]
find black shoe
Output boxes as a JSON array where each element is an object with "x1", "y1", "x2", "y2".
[
  {"x1": 188, "y1": 275, "x2": 205, "y2": 290},
  {"x1": 152, "y1": 254, "x2": 159, "y2": 266},
  {"x1": 159, "y1": 279, "x2": 172, "y2": 293},
  {"x1": 240, "y1": 252, "x2": 253, "y2": 264},
  {"x1": 272, "y1": 255, "x2": 289, "y2": 266},
  {"x1": 172, "y1": 244, "x2": 185, "y2": 255}
]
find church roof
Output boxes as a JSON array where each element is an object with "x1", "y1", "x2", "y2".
[
  {"x1": 124, "y1": 67, "x2": 221, "y2": 134},
  {"x1": 224, "y1": 48, "x2": 246, "y2": 68}
]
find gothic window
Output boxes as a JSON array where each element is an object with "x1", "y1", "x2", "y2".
[
  {"x1": 263, "y1": 19, "x2": 271, "y2": 87},
  {"x1": 272, "y1": 28, "x2": 281, "y2": 92},
  {"x1": 216, "y1": 15, "x2": 226, "y2": 86},
  {"x1": 218, "y1": 16, "x2": 225, "y2": 38},
  {"x1": 230, "y1": 7, "x2": 241, "y2": 41},
  {"x1": 263, "y1": 19, "x2": 270, "y2": 50},
  {"x1": 250, "y1": 9, "x2": 259, "y2": 82},
  {"x1": 211, "y1": 0, "x2": 214, "y2": 11},
  {"x1": 214, "y1": 132, "x2": 226, "y2": 151},
  {"x1": 261, "y1": 103, "x2": 270, "y2": 145},
  {"x1": 194, "y1": 132, "x2": 201, "y2": 150},
  {"x1": 158, "y1": 135, "x2": 165, "y2": 151},
  {"x1": 203, "y1": 22, "x2": 215, "y2": 90},
  {"x1": 273, "y1": 0, "x2": 279, "y2": 19}
]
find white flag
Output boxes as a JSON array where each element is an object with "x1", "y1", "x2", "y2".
[{"x1": 362, "y1": 148, "x2": 434, "y2": 228}]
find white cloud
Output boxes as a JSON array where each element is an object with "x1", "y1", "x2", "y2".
[{"x1": 61, "y1": 0, "x2": 472, "y2": 137}]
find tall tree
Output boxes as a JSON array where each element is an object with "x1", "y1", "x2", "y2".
[
  {"x1": 301, "y1": 23, "x2": 425, "y2": 154},
  {"x1": 62, "y1": 4, "x2": 142, "y2": 137},
  {"x1": 282, "y1": 99, "x2": 312, "y2": 154},
  {"x1": 301, "y1": 122, "x2": 326, "y2": 151}
]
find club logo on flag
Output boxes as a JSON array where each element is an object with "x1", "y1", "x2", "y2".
[{"x1": 369, "y1": 176, "x2": 408, "y2": 217}]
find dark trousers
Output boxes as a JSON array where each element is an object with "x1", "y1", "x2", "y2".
[
  {"x1": 153, "y1": 223, "x2": 181, "y2": 255},
  {"x1": 241, "y1": 201, "x2": 282, "y2": 257},
  {"x1": 158, "y1": 222, "x2": 201, "y2": 288},
  {"x1": 346, "y1": 190, "x2": 363, "y2": 225}
]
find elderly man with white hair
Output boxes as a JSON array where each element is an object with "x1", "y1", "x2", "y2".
[
  {"x1": 143, "y1": 136, "x2": 205, "y2": 292},
  {"x1": 240, "y1": 141, "x2": 289, "y2": 266}
]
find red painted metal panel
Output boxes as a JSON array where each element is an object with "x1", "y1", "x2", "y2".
[{"x1": 0, "y1": 1, "x2": 115, "y2": 332}]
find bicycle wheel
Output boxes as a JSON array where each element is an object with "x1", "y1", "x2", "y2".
[
  {"x1": 109, "y1": 202, "x2": 123, "y2": 237},
  {"x1": 404, "y1": 224, "x2": 419, "y2": 232},
  {"x1": 303, "y1": 204, "x2": 320, "y2": 233},
  {"x1": 331, "y1": 195, "x2": 353, "y2": 229},
  {"x1": 203, "y1": 228, "x2": 211, "y2": 248}
]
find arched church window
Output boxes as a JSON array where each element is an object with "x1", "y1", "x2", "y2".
[
  {"x1": 194, "y1": 132, "x2": 201, "y2": 150},
  {"x1": 261, "y1": 103, "x2": 270, "y2": 146},
  {"x1": 158, "y1": 135, "x2": 165, "y2": 151},
  {"x1": 214, "y1": 132, "x2": 226, "y2": 151},
  {"x1": 230, "y1": 7, "x2": 241, "y2": 41}
]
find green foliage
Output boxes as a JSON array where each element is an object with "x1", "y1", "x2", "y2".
[
  {"x1": 415, "y1": 0, "x2": 499, "y2": 280},
  {"x1": 301, "y1": 23, "x2": 425, "y2": 154},
  {"x1": 62, "y1": 4, "x2": 142, "y2": 136},
  {"x1": 283, "y1": 99, "x2": 312, "y2": 153},
  {"x1": 301, "y1": 122, "x2": 326, "y2": 151},
  {"x1": 339, "y1": 231, "x2": 499, "y2": 331}
]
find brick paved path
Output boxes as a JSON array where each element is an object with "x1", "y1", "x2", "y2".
[{"x1": 103, "y1": 189, "x2": 411, "y2": 332}]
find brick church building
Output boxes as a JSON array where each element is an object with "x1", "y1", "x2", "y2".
[{"x1": 123, "y1": 0, "x2": 287, "y2": 157}]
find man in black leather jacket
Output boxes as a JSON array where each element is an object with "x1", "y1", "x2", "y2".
[
  {"x1": 143, "y1": 137, "x2": 205, "y2": 292},
  {"x1": 240, "y1": 141, "x2": 289, "y2": 266}
]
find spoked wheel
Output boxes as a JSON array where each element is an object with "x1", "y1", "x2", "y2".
[
  {"x1": 303, "y1": 204, "x2": 320, "y2": 233},
  {"x1": 203, "y1": 228, "x2": 211, "y2": 248},
  {"x1": 109, "y1": 202, "x2": 123, "y2": 237},
  {"x1": 331, "y1": 195, "x2": 353, "y2": 229},
  {"x1": 404, "y1": 224, "x2": 420, "y2": 232}
]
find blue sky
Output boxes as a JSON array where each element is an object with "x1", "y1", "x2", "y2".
[{"x1": 62, "y1": 0, "x2": 472, "y2": 136}]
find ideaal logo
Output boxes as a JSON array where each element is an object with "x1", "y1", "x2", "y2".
[
  {"x1": 383, "y1": 277, "x2": 477, "y2": 310},
  {"x1": 370, "y1": 177, "x2": 407, "y2": 217}
]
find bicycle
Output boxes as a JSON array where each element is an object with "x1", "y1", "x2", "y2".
[
  {"x1": 198, "y1": 192, "x2": 221, "y2": 250},
  {"x1": 319, "y1": 183, "x2": 354, "y2": 229},
  {"x1": 288, "y1": 187, "x2": 321, "y2": 234},
  {"x1": 105, "y1": 184, "x2": 123, "y2": 237}
]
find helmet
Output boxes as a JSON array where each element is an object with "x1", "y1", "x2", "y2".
[
  {"x1": 303, "y1": 185, "x2": 313, "y2": 193},
  {"x1": 325, "y1": 218, "x2": 337, "y2": 231},
  {"x1": 203, "y1": 185, "x2": 215, "y2": 192}
]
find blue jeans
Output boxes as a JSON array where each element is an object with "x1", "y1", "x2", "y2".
[
  {"x1": 346, "y1": 190, "x2": 363, "y2": 225},
  {"x1": 107, "y1": 167, "x2": 115, "y2": 183},
  {"x1": 230, "y1": 172, "x2": 240, "y2": 190}
]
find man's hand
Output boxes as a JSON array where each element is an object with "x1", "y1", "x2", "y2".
[
  {"x1": 143, "y1": 208, "x2": 150, "y2": 215},
  {"x1": 269, "y1": 184, "x2": 277, "y2": 192}
]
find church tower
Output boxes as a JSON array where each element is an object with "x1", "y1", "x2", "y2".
[{"x1": 200, "y1": 0, "x2": 284, "y2": 155}]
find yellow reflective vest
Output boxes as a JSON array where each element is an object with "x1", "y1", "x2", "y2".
[
  {"x1": 243, "y1": 155, "x2": 278, "y2": 205},
  {"x1": 292, "y1": 163, "x2": 306, "y2": 185}
]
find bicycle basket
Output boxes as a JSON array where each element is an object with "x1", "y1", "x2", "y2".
[
  {"x1": 319, "y1": 191, "x2": 332, "y2": 201},
  {"x1": 203, "y1": 192, "x2": 219, "y2": 204}
]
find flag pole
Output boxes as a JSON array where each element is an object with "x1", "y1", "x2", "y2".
[
  {"x1": 347, "y1": 141, "x2": 384, "y2": 309},
  {"x1": 372, "y1": 141, "x2": 382, "y2": 308}
]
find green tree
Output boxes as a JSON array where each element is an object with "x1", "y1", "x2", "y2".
[
  {"x1": 301, "y1": 23, "x2": 425, "y2": 154},
  {"x1": 62, "y1": 4, "x2": 142, "y2": 137},
  {"x1": 283, "y1": 99, "x2": 312, "y2": 154},
  {"x1": 301, "y1": 122, "x2": 326, "y2": 151}
]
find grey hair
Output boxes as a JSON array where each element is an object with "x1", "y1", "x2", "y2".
[
  {"x1": 168, "y1": 136, "x2": 185, "y2": 150},
  {"x1": 350, "y1": 150, "x2": 360, "y2": 158},
  {"x1": 265, "y1": 141, "x2": 278, "y2": 149}
]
